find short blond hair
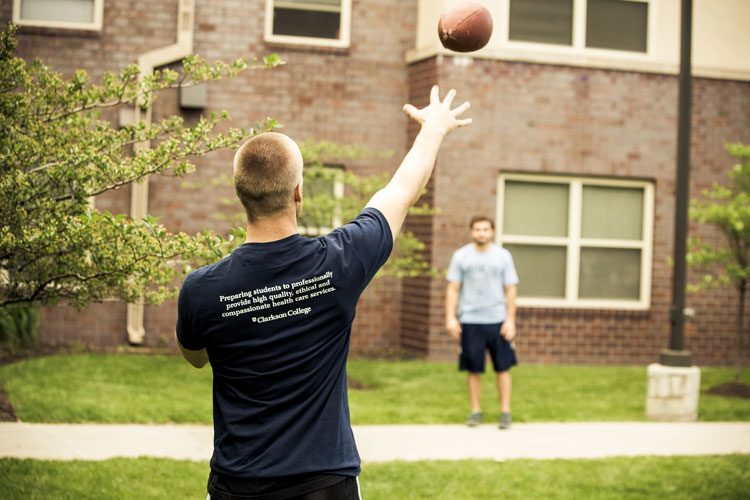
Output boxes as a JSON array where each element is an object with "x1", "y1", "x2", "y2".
[{"x1": 233, "y1": 132, "x2": 302, "y2": 221}]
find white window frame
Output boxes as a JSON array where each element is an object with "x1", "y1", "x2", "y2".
[
  {"x1": 12, "y1": 0, "x2": 104, "y2": 31},
  {"x1": 496, "y1": 173, "x2": 654, "y2": 310},
  {"x1": 264, "y1": 0, "x2": 352, "y2": 49},
  {"x1": 499, "y1": 0, "x2": 655, "y2": 59}
]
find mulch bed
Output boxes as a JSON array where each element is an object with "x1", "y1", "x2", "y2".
[
  {"x1": 704, "y1": 382, "x2": 750, "y2": 399},
  {"x1": 347, "y1": 376, "x2": 375, "y2": 390},
  {"x1": 0, "y1": 383, "x2": 17, "y2": 421}
]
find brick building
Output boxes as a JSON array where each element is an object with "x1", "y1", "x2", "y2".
[{"x1": 5, "y1": 0, "x2": 749, "y2": 365}]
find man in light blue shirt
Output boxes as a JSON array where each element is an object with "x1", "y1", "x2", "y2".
[{"x1": 446, "y1": 216, "x2": 519, "y2": 429}]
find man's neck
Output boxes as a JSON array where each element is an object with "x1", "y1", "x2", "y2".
[
  {"x1": 245, "y1": 214, "x2": 298, "y2": 244},
  {"x1": 472, "y1": 241, "x2": 492, "y2": 252}
]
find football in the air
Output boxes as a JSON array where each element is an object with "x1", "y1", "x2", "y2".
[{"x1": 438, "y1": 1, "x2": 493, "y2": 53}]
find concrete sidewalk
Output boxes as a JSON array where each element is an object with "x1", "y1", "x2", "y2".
[{"x1": 1, "y1": 422, "x2": 749, "y2": 462}]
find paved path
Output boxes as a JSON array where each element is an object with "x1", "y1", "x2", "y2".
[{"x1": 1, "y1": 422, "x2": 749, "y2": 462}]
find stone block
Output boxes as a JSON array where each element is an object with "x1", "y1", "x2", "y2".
[{"x1": 646, "y1": 363, "x2": 701, "y2": 421}]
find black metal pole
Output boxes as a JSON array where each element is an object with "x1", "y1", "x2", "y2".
[{"x1": 661, "y1": 0, "x2": 693, "y2": 368}]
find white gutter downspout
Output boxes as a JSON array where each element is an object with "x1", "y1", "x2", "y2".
[{"x1": 127, "y1": 0, "x2": 195, "y2": 344}]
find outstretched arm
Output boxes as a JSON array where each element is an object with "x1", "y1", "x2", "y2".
[{"x1": 366, "y1": 85, "x2": 471, "y2": 241}]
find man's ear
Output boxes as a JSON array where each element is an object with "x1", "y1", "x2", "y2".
[{"x1": 294, "y1": 182, "x2": 303, "y2": 202}]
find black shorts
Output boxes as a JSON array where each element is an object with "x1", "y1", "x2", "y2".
[
  {"x1": 207, "y1": 470, "x2": 360, "y2": 500},
  {"x1": 459, "y1": 322, "x2": 517, "y2": 373}
]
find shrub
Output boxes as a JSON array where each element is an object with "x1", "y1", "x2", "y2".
[{"x1": 0, "y1": 305, "x2": 39, "y2": 352}]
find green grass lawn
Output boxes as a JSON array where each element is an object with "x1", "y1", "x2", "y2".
[
  {"x1": 348, "y1": 361, "x2": 750, "y2": 423},
  {"x1": 0, "y1": 353, "x2": 748, "y2": 424},
  {"x1": 348, "y1": 361, "x2": 652, "y2": 423},
  {"x1": 0, "y1": 354, "x2": 212, "y2": 424},
  {"x1": 0, "y1": 354, "x2": 748, "y2": 499},
  {"x1": 0, "y1": 455, "x2": 748, "y2": 500}
]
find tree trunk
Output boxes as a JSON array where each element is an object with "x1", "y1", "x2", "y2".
[{"x1": 736, "y1": 279, "x2": 747, "y2": 382}]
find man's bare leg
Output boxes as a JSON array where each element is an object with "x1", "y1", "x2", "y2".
[
  {"x1": 469, "y1": 373, "x2": 482, "y2": 412},
  {"x1": 497, "y1": 371, "x2": 511, "y2": 413},
  {"x1": 466, "y1": 373, "x2": 483, "y2": 426}
]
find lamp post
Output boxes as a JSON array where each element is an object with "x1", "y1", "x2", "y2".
[
  {"x1": 661, "y1": 0, "x2": 694, "y2": 368},
  {"x1": 647, "y1": 0, "x2": 700, "y2": 422}
]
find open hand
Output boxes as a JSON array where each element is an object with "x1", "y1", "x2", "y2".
[{"x1": 403, "y1": 85, "x2": 472, "y2": 136}]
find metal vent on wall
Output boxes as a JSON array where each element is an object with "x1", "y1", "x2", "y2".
[{"x1": 180, "y1": 82, "x2": 207, "y2": 109}]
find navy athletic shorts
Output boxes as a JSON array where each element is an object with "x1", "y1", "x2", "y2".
[
  {"x1": 207, "y1": 471, "x2": 360, "y2": 500},
  {"x1": 459, "y1": 322, "x2": 517, "y2": 373}
]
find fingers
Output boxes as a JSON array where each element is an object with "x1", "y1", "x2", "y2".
[
  {"x1": 452, "y1": 101, "x2": 472, "y2": 127},
  {"x1": 452, "y1": 100, "x2": 470, "y2": 116},
  {"x1": 402, "y1": 103, "x2": 421, "y2": 121},
  {"x1": 405, "y1": 87, "x2": 472, "y2": 130},
  {"x1": 500, "y1": 323, "x2": 516, "y2": 341},
  {"x1": 446, "y1": 319, "x2": 462, "y2": 339},
  {"x1": 429, "y1": 85, "x2": 440, "y2": 104},
  {"x1": 442, "y1": 88, "x2": 457, "y2": 108},
  {"x1": 402, "y1": 103, "x2": 416, "y2": 115}
]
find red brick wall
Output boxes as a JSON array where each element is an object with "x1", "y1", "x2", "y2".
[
  {"x1": 38, "y1": 302, "x2": 127, "y2": 348},
  {"x1": 400, "y1": 59, "x2": 439, "y2": 356},
  {"x1": 684, "y1": 76, "x2": 750, "y2": 365},
  {"x1": 417, "y1": 55, "x2": 750, "y2": 366},
  {"x1": 350, "y1": 277, "x2": 402, "y2": 353}
]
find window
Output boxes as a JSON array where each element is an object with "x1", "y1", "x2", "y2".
[
  {"x1": 586, "y1": 0, "x2": 648, "y2": 52},
  {"x1": 509, "y1": 0, "x2": 574, "y2": 46},
  {"x1": 265, "y1": 0, "x2": 351, "y2": 48},
  {"x1": 497, "y1": 174, "x2": 654, "y2": 309},
  {"x1": 508, "y1": 0, "x2": 649, "y2": 53},
  {"x1": 13, "y1": 0, "x2": 104, "y2": 30},
  {"x1": 297, "y1": 165, "x2": 345, "y2": 236}
]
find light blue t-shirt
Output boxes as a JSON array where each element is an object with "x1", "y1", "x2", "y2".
[{"x1": 446, "y1": 243, "x2": 519, "y2": 324}]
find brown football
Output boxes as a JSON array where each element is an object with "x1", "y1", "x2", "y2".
[{"x1": 438, "y1": 1, "x2": 493, "y2": 53}]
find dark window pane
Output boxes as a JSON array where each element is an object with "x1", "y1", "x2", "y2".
[
  {"x1": 509, "y1": 0, "x2": 574, "y2": 46},
  {"x1": 273, "y1": 8, "x2": 341, "y2": 39},
  {"x1": 503, "y1": 244, "x2": 567, "y2": 298},
  {"x1": 579, "y1": 247, "x2": 641, "y2": 299},
  {"x1": 586, "y1": 0, "x2": 648, "y2": 52},
  {"x1": 504, "y1": 181, "x2": 569, "y2": 237},
  {"x1": 581, "y1": 185, "x2": 644, "y2": 240}
]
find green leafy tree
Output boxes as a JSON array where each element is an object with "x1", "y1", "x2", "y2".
[
  {"x1": 687, "y1": 143, "x2": 750, "y2": 382},
  {"x1": 0, "y1": 23, "x2": 282, "y2": 308},
  {"x1": 184, "y1": 139, "x2": 439, "y2": 278}
]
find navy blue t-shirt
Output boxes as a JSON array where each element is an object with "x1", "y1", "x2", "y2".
[{"x1": 176, "y1": 208, "x2": 392, "y2": 479}]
